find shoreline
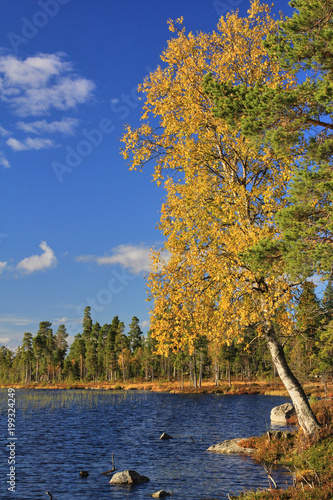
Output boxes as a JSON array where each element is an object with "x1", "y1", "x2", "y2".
[{"x1": 1, "y1": 378, "x2": 331, "y2": 398}]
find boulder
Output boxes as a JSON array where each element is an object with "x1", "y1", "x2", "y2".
[
  {"x1": 109, "y1": 470, "x2": 149, "y2": 484},
  {"x1": 151, "y1": 490, "x2": 172, "y2": 498},
  {"x1": 270, "y1": 403, "x2": 295, "y2": 424},
  {"x1": 207, "y1": 438, "x2": 254, "y2": 455},
  {"x1": 159, "y1": 432, "x2": 173, "y2": 440}
]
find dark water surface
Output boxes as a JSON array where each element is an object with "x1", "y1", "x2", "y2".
[{"x1": 0, "y1": 390, "x2": 294, "y2": 500}]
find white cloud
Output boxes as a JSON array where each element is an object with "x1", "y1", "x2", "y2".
[
  {"x1": 13, "y1": 78, "x2": 95, "y2": 116},
  {"x1": 0, "y1": 337, "x2": 10, "y2": 345},
  {"x1": 0, "y1": 53, "x2": 69, "y2": 88},
  {"x1": 0, "y1": 155, "x2": 10, "y2": 168},
  {"x1": 0, "y1": 124, "x2": 9, "y2": 136},
  {"x1": 16, "y1": 117, "x2": 79, "y2": 135},
  {"x1": 140, "y1": 320, "x2": 150, "y2": 330},
  {"x1": 7, "y1": 137, "x2": 56, "y2": 151},
  {"x1": 0, "y1": 261, "x2": 7, "y2": 273},
  {"x1": 17, "y1": 241, "x2": 58, "y2": 273},
  {"x1": 76, "y1": 244, "x2": 152, "y2": 275},
  {"x1": 0, "y1": 53, "x2": 95, "y2": 116}
]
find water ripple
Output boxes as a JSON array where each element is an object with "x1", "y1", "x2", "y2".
[{"x1": 0, "y1": 390, "x2": 293, "y2": 499}]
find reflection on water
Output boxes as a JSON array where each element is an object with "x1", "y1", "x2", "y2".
[
  {"x1": 0, "y1": 390, "x2": 293, "y2": 500},
  {"x1": 1, "y1": 388, "x2": 142, "y2": 415}
]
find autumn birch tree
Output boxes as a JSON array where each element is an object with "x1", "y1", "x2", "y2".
[{"x1": 122, "y1": 1, "x2": 320, "y2": 435}]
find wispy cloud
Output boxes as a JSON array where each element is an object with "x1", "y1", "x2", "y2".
[
  {"x1": 76, "y1": 244, "x2": 152, "y2": 275},
  {"x1": 16, "y1": 117, "x2": 79, "y2": 136},
  {"x1": 0, "y1": 125, "x2": 9, "y2": 136},
  {"x1": 0, "y1": 261, "x2": 7, "y2": 273},
  {"x1": 0, "y1": 154, "x2": 10, "y2": 168},
  {"x1": 17, "y1": 241, "x2": 58, "y2": 273},
  {"x1": 0, "y1": 316, "x2": 35, "y2": 326},
  {"x1": 0, "y1": 52, "x2": 95, "y2": 116},
  {"x1": 0, "y1": 316, "x2": 37, "y2": 347},
  {"x1": 7, "y1": 137, "x2": 56, "y2": 151}
]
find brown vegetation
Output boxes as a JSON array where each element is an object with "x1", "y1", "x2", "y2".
[
  {"x1": 1, "y1": 377, "x2": 332, "y2": 398},
  {"x1": 234, "y1": 399, "x2": 333, "y2": 499}
]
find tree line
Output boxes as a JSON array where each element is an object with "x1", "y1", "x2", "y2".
[{"x1": 1, "y1": 283, "x2": 332, "y2": 388}]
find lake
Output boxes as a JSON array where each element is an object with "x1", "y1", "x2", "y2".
[{"x1": 0, "y1": 389, "x2": 294, "y2": 499}]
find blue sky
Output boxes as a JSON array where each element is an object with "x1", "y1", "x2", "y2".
[{"x1": 0, "y1": 0, "x2": 293, "y2": 349}]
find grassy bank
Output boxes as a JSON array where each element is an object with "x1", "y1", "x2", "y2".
[
  {"x1": 1, "y1": 378, "x2": 332, "y2": 398},
  {"x1": 233, "y1": 399, "x2": 333, "y2": 500}
]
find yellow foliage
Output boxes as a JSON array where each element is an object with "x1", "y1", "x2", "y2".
[{"x1": 122, "y1": 1, "x2": 298, "y2": 355}]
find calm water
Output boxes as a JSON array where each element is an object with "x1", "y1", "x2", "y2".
[{"x1": 0, "y1": 390, "x2": 293, "y2": 500}]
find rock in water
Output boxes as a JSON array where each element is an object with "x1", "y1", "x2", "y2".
[
  {"x1": 109, "y1": 470, "x2": 149, "y2": 484},
  {"x1": 207, "y1": 438, "x2": 254, "y2": 455},
  {"x1": 152, "y1": 491, "x2": 172, "y2": 498},
  {"x1": 159, "y1": 432, "x2": 173, "y2": 440},
  {"x1": 270, "y1": 403, "x2": 295, "y2": 424}
]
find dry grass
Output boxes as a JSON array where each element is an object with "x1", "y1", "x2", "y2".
[
  {"x1": 1, "y1": 378, "x2": 332, "y2": 398},
  {"x1": 233, "y1": 399, "x2": 333, "y2": 500}
]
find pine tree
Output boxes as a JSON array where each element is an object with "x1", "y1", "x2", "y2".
[
  {"x1": 316, "y1": 278, "x2": 333, "y2": 393},
  {"x1": 22, "y1": 332, "x2": 34, "y2": 383},
  {"x1": 82, "y1": 306, "x2": 93, "y2": 341},
  {"x1": 86, "y1": 322, "x2": 100, "y2": 381},
  {"x1": 322, "y1": 277, "x2": 333, "y2": 324},
  {"x1": 105, "y1": 316, "x2": 120, "y2": 379},
  {"x1": 80, "y1": 306, "x2": 93, "y2": 377},
  {"x1": 68, "y1": 333, "x2": 85, "y2": 380},
  {"x1": 115, "y1": 321, "x2": 128, "y2": 381},
  {"x1": 54, "y1": 325, "x2": 68, "y2": 380},
  {"x1": 128, "y1": 316, "x2": 143, "y2": 353},
  {"x1": 0, "y1": 346, "x2": 13, "y2": 381},
  {"x1": 97, "y1": 324, "x2": 107, "y2": 379},
  {"x1": 33, "y1": 321, "x2": 53, "y2": 382},
  {"x1": 204, "y1": 0, "x2": 333, "y2": 280},
  {"x1": 292, "y1": 282, "x2": 322, "y2": 377}
]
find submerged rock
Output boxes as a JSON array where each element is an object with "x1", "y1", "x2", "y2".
[
  {"x1": 267, "y1": 430, "x2": 294, "y2": 440},
  {"x1": 109, "y1": 470, "x2": 150, "y2": 484},
  {"x1": 270, "y1": 403, "x2": 295, "y2": 424},
  {"x1": 159, "y1": 432, "x2": 173, "y2": 440},
  {"x1": 207, "y1": 438, "x2": 254, "y2": 455},
  {"x1": 151, "y1": 490, "x2": 172, "y2": 498}
]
